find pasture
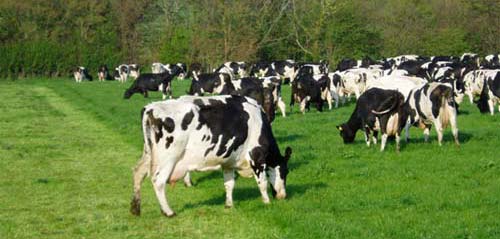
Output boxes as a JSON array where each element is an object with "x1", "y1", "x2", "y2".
[{"x1": 1, "y1": 78, "x2": 499, "y2": 238}]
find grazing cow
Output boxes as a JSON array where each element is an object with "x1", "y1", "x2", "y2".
[
  {"x1": 188, "y1": 73, "x2": 232, "y2": 96},
  {"x1": 114, "y1": 64, "x2": 130, "y2": 83},
  {"x1": 129, "y1": 64, "x2": 140, "y2": 79},
  {"x1": 327, "y1": 72, "x2": 344, "y2": 108},
  {"x1": 123, "y1": 67, "x2": 184, "y2": 100},
  {"x1": 215, "y1": 62, "x2": 248, "y2": 79},
  {"x1": 484, "y1": 54, "x2": 500, "y2": 69},
  {"x1": 130, "y1": 95, "x2": 292, "y2": 217},
  {"x1": 73, "y1": 66, "x2": 93, "y2": 83},
  {"x1": 188, "y1": 62, "x2": 203, "y2": 78},
  {"x1": 476, "y1": 71, "x2": 500, "y2": 115},
  {"x1": 337, "y1": 88, "x2": 407, "y2": 151},
  {"x1": 367, "y1": 75, "x2": 427, "y2": 100},
  {"x1": 152, "y1": 63, "x2": 187, "y2": 79},
  {"x1": 97, "y1": 65, "x2": 113, "y2": 81},
  {"x1": 405, "y1": 83, "x2": 459, "y2": 145},
  {"x1": 463, "y1": 70, "x2": 500, "y2": 104},
  {"x1": 461, "y1": 53, "x2": 480, "y2": 68},
  {"x1": 290, "y1": 69, "x2": 330, "y2": 114}
]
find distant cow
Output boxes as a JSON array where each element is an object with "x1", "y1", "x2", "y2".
[
  {"x1": 73, "y1": 66, "x2": 93, "y2": 83},
  {"x1": 215, "y1": 62, "x2": 248, "y2": 79},
  {"x1": 290, "y1": 69, "x2": 330, "y2": 114},
  {"x1": 188, "y1": 73, "x2": 232, "y2": 96},
  {"x1": 476, "y1": 71, "x2": 500, "y2": 115},
  {"x1": 483, "y1": 54, "x2": 500, "y2": 69},
  {"x1": 337, "y1": 88, "x2": 407, "y2": 151},
  {"x1": 97, "y1": 65, "x2": 113, "y2": 81},
  {"x1": 463, "y1": 70, "x2": 500, "y2": 104},
  {"x1": 152, "y1": 63, "x2": 187, "y2": 79},
  {"x1": 114, "y1": 64, "x2": 130, "y2": 83},
  {"x1": 123, "y1": 67, "x2": 184, "y2": 99},
  {"x1": 405, "y1": 83, "x2": 459, "y2": 145},
  {"x1": 130, "y1": 95, "x2": 292, "y2": 217}
]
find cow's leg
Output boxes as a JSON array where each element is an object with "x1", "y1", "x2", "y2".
[
  {"x1": 433, "y1": 119, "x2": 444, "y2": 146},
  {"x1": 423, "y1": 125, "x2": 431, "y2": 142},
  {"x1": 372, "y1": 130, "x2": 378, "y2": 145},
  {"x1": 143, "y1": 90, "x2": 148, "y2": 98},
  {"x1": 277, "y1": 97, "x2": 286, "y2": 117},
  {"x1": 380, "y1": 133, "x2": 388, "y2": 151},
  {"x1": 299, "y1": 98, "x2": 307, "y2": 114},
  {"x1": 449, "y1": 106, "x2": 460, "y2": 145},
  {"x1": 183, "y1": 172, "x2": 193, "y2": 187},
  {"x1": 254, "y1": 169, "x2": 270, "y2": 204},
  {"x1": 488, "y1": 99, "x2": 495, "y2": 115},
  {"x1": 405, "y1": 121, "x2": 411, "y2": 142},
  {"x1": 151, "y1": 160, "x2": 177, "y2": 217},
  {"x1": 364, "y1": 128, "x2": 371, "y2": 147},
  {"x1": 326, "y1": 91, "x2": 332, "y2": 110},
  {"x1": 467, "y1": 90, "x2": 474, "y2": 104},
  {"x1": 130, "y1": 152, "x2": 150, "y2": 216},
  {"x1": 332, "y1": 91, "x2": 339, "y2": 108},
  {"x1": 223, "y1": 168, "x2": 235, "y2": 208},
  {"x1": 395, "y1": 133, "x2": 401, "y2": 153}
]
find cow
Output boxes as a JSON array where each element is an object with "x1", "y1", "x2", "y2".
[
  {"x1": 476, "y1": 71, "x2": 500, "y2": 115},
  {"x1": 129, "y1": 64, "x2": 140, "y2": 79},
  {"x1": 123, "y1": 67, "x2": 184, "y2": 100},
  {"x1": 337, "y1": 88, "x2": 407, "y2": 151},
  {"x1": 388, "y1": 55, "x2": 428, "y2": 67},
  {"x1": 336, "y1": 58, "x2": 357, "y2": 72},
  {"x1": 461, "y1": 53, "x2": 480, "y2": 68},
  {"x1": 271, "y1": 60, "x2": 297, "y2": 83},
  {"x1": 396, "y1": 60, "x2": 435, "y2": 80},
  {"x1": 152, "y1": 63, "x2": 187, "y2": 80},
  {"x1": 483, "y1": 54, "x2": 500, "y2": 69},
  {"x1": 296, "y1": 60, "x2": 329, "y2": 77},
  {"x1": 405, "y1": 83, "x2": 459, "y2": 145},
  {"x1": 188, "y1": 62, "x2": 203, "y2": 78},
  {"x1": 114, "y1": 64, "x2": 130, "y2": 83},
  {"x1": 73, "y1": 66, "x2": 93, "y2": 83},
  {"x1": 130, "y1": 95, "x2": 292, "y2": 217},
  {"x1": 250, "y1": 61, "x2": 271, "y2": 77},
  {"x1": 327, "y1": 72, "x2": 344, "y2": 108},
  {"x1": 97, "y1": 65, "x2": 113, "y2": 81},
  {"x1": 215, "y1": 61, "x2": 248, "y2": 79},
  {"x1": 367, "y1": 75, "x2": 427, "y2": 100},
  {"x1": 290, "y1": 69, "x2": 330, "y2": 114},
  {"x1": 188, "y1": 72, "x2": 232, "y2": 96},
  {"x1": 463, "y1": 69, "x2": 500, "y2": 104}
]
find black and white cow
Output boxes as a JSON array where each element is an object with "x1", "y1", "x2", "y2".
[
  {"x1": 188, "y1": 73, "x2": 232, "y2": 96},
  {"x1": 483, "y1": 54, "x2": 500, "y2": 69},
  {"x1": 130, "y1": 95, "x2": 292, "y2": 217},
  {"x1": 188, "y1": 62, "x2": 203, "y2": 78},
  {"x1": 296, "y1": 60, "x2": 329, "y2": 77},
  {"x1": 97, "y1": 65, "x2": 113, "y2": 81},
  {"x1": 337, "y1": 88, "x2": 407, "y2": 151},
  {"x1": 123, "y1": 67, "x2": 184, "y2": 100},
  {"x1": 129, "y1": 64, "x2": 140, "y2": 79},
  {"x1": 215, "y1": 61, "x2": 248, "y2": 79},
  {"x1": 73, "y1": 66, "x2": 93, "y2": 83},
  {"x1": 476, "y1": 71, "x2": 500, "y2": 115},
  {"x1": 405, "y1": 83, "x2": 459, "y2": 145},
  {"x1": 463, "y1": 69, "x2": 500, "y2": 104},
  {"x1": 152, "y1": 63, "x2": 187, "y2": 79},
  {"x1": 114, "y1": 64, "x2": 130, "y2": 83},
  {"x1": 290, "y1": 69, "x2": 330, "y2": 114}
]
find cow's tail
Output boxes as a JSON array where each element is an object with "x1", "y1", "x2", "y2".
[
  {"x1": 142, "y1": 109, "x2": 158, "y2": 176},
  {"x1": 371, "y1": 92, "x2": 400, "y2": 115},
  {"x1": 438, "y1": 85, "x2": 454, "y2": 129}
]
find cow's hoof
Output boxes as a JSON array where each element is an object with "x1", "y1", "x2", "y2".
[
  {"x1": 224, "y1": 204, "x2": 233, "y2": 209},
  {"x1": 130, "y1": 198, "x2": 141, "y2": 216},
  {"x1": 161, "y1": 211, "x2": 176, "y2": 218}
]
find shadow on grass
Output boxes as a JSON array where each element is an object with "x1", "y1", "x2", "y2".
[
  {"x1": 181, "y1": 182, "x2": 328, "y2": 210},
  {"x1": 275, "y1": 134, "x2": 304, "y2": 143}
]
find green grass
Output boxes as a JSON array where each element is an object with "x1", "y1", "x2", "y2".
[{"x1": 1, "y1": 78, "x2": 499, "y2": 238}]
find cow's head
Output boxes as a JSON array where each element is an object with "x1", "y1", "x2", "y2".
[
  {"x1": 123, "y1": 89, "x2": 134, "y2": 99},
  {"x1": 336, "y1": 124, "x2": 355, "y2": 143},
  {"x1": 269, "y1": 147, "x2": 292, "y2": 200}
]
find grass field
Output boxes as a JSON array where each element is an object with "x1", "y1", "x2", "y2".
[{"x1": 1, "y1": 78, "x2": 499, "y2": 238}]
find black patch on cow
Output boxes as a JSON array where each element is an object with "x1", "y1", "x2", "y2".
[
  {"x1": 146, "y1": 110, "x2": 164, "y2": 143},
  {"x1": 165, "y1": 136, "x2": 174, "y2": 149},
  {"x1": 414, "y1": 88, "x2": 427, "y2": 120},
  {"x1": 193, "y1": 96, "x2": 249, "y2": 158},
  {"x1": 163, "y1": 117, "x2": 175, "y2": 133},
  {"x1": 430, "y1": 85, "x2": 451, "y2": 118},
  {"x1": 423, "y1": 84, "x2": 430, "y2": 95},
  {"x1": 181, "y1": 110, "x2": 194, "y2": 130}
]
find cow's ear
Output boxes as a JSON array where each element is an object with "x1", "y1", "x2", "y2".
[
  {"x1": 284, "y1": 147, "x2": 292, "y2": 161},
  {"x1": 336, "y1": 125, "x2": 343, "y2": 131}
]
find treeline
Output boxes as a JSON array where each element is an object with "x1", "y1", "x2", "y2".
[{"x1": 1, "y1": 0, "x2": 499, "y2": 78}]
